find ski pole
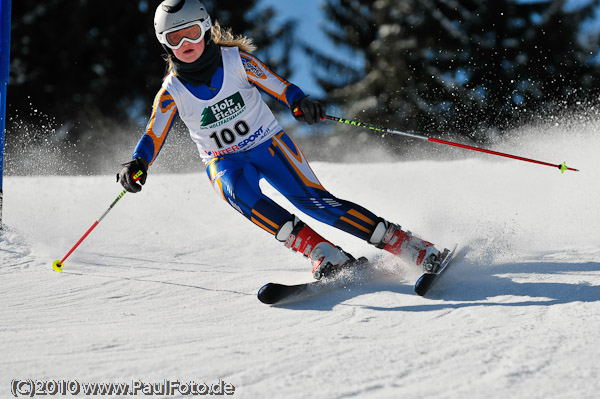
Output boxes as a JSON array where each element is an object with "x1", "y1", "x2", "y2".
[
  {"x1": 52, "y1": 170, "x2": 144, "y2": 272},
  {"x1": 324, "y1": 114, "x2": 578, "y2": 173}
]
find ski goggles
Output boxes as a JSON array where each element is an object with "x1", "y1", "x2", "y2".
[{"x1": 157, "y1": 20, "x2": 210, "y2": 50}]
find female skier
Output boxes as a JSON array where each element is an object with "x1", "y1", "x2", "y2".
[{"x1": 119, "y1": 0, "x2": 447, "y2": 279}]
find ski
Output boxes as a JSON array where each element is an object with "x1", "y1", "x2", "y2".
[
  {"x1": 258, "y1": 245, "x2": 459, "y2": 304},
  {"x1": 413, "y1": 245, "x2": 459, "y2": 296},
  {"x1": 257, "y1": 257, "x2": 370, "y2": 305}
]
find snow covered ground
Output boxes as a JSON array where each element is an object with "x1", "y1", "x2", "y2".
[{"x1": 2, "y1": 118, "x2": 600, "y2": 398}]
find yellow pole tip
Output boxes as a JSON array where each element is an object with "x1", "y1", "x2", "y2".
[{"x1": 52, "y1": 260, "x2": 63, "y2": 272}]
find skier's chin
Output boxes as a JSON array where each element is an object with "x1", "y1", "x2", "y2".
[
  {"x1": 180, "y1": 52, "x2": 200, "y2": 63},
  {"x1": 174, "y1": 44, "x2": 204, "y2": 63}
]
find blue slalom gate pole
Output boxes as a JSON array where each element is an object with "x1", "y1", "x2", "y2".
[{"x1": 0, "y1": 0, "x2": 11, "y2": 229}]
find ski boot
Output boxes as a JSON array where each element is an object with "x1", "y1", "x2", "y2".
[
  {"x1": 276, "y1": 216, "x2": 355, "y2": 280},
  {"x1": 369, "y1": 219, "x2": 443, "y2": 274},
  {"x1": 309, "y1": 242, "x2": 356, "y2": 280}
]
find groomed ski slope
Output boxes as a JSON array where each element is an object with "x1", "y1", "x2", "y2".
[{"x1": 1, "y1": 119, "x2": 599, "y2": 398}]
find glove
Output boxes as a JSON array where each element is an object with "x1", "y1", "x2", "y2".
[
  {"x1": 117, "y1": 157, "x2": 149, "y2": 193},
  {"x1": 291, "y1": 97, "x2": 326, "y2": 125}
]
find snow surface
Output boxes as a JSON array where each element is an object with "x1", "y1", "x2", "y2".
[{"x1": 2, "y1": 119, "x2": 600, "y2": 398}]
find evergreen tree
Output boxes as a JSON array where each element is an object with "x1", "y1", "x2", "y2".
[
  {"x1": 310, "y1": 0, "x2": 600, "y2": 143},
  {"x1": 7, "y1": 0, "x2": 296, "y2": 143}
]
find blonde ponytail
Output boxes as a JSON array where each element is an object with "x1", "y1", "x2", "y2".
[{"x1": 211, "y1": 20, "x2": 256, "y2": 53}]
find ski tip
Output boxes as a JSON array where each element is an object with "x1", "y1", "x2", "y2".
[
  {"x1": 414, "y1": 274, "x2": 434, "y2": 296},
  {"x1": 257, "y1": 283, "x2": 278, "y2": 305}
]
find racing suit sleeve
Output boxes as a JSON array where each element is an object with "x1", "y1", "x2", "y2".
[
  {"x1": 239, "y1": 50, "x2": 306, "y2": 108},
  {"x1": 132, "y1": 87, "x2": 179, "y2": 165}
]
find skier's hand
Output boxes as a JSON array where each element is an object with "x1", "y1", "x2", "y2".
[
  {"x1": 291, "y1": 97, "x2": 326, "y2": 125},
  {"x1": 117, "y1": 157, "x2": 148, "y2": 193}
]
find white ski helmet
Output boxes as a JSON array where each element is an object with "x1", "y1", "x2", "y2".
[{"x1": 154, "y1": 0, "x2": 212, "y2": 49}]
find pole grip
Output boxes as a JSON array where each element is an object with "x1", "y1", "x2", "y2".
[
  {"x1": 292, "y1": 106, "x2": 326, "y2": 122},
  {"x1": 132, "y1": 170, "x2": 144, "y2": 181}
]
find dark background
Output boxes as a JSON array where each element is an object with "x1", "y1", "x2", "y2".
[{"x1": 5, "y1": 0, "x2": 600, "y2": 174}]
